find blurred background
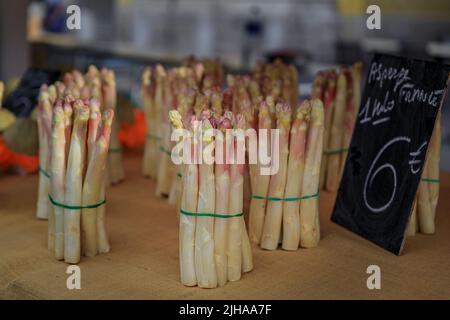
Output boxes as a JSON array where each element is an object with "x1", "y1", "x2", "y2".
[{"x1": 0, "y1": 0, "x2": 449, "y2": 169}]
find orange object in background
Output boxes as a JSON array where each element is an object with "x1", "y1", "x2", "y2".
[
  {"x1": 0, "y1": 136, "x2": 38, "y2": 174},
  {"x1": 119, "y1": 109, "x2": 146, "y2": 149}
]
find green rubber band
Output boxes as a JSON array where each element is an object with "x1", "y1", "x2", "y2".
[
  {"x1": 421, "y1": 178, "x2": 440, "y2": 184},
  {"x1": 323, "y1": 148, "x2": 349, "y2": 155},
  {"x1": 180, "y1": 209, "x2": 243, "y2": 218},
  {"x1": 109, "y1": 147, "x2": 122, "y2": 153},
  {"x1": 251, "y1": 191, "x2": 319, "y2": 202},
  {"x1": 39, "y1": 166, "x2": 51, "y2": 178},
  {"x1": 147, "y1": 134, "x2": 162, "y2": 141},
  {"x1": 159, "y1": 146, "x2": 172, "y2": 156},
  {"x1": 48, "y1": 194, "x2": 106, "y2": 210}
]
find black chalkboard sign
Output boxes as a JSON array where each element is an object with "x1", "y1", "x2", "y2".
[
  {"x1": 331, "y1": 53, "x2": 450, "y2": 255},
  {"x1": 3, "y1": 68, "x2": 60, "y2": 117}
]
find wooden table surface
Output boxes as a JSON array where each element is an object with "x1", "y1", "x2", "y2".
[{"x1": 1, "y1": 152, "x2": 449, "y2": 299}]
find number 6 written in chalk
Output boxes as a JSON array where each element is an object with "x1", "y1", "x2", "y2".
[{"x1": 363, "y1": 136, "x2": 411, "y2": 213}]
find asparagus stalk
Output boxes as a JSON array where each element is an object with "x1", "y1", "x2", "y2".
[
  {"x1": 141, "y1": 67, "x2": 153, "y2": 177},
  {"x1": 195, "y1": 117, "x2": 217, "y2": 288},
  {"x1": 282, "y1": 101, "x2": 311, "y2": 250},
  {"x1": 36, "y1": 87, "x2": 52, "y2": 220},
  {"x1": 319, "y1": 71, "x2": 337, "y2": 190},
  {"x1": 50, "y1": 103, "x2": 67, "y2": 260},
  {"x1": 248, "y1": 99, "x2": 272, "y2": 243},
  {"x1": 326, "y1": 71, "x2": 347, "y2": 192},
  {"x1": 339, "y1": 70, "x2": 355, "y2": 177},
  {"x1": 93, "y1": 109, "x2": 114, "y2": 255},
  {"x1": 103, "y1": 69, "x2": 124, "y2": 184},
  {"x1": 260, "y1": 102, "x2": 291, "y2": 250},
  {"x1": 64, "y1": 100, "x2": 89, "y2": 264},
  {"x1": 178, "y1": 115, "x2": 198, "y2": 286},
  {"x1": 227, "y1": 115, "x2": 245, "y2": 281},
  {"x1": 300, "y1": 99, "x2": 324, "y2": 248},
  {"x1": 214, "y1": 115, "x2": 232, "y2": 286},
  {"x1": 407, "y1": 198, "x2": 418, "y2": 236}
]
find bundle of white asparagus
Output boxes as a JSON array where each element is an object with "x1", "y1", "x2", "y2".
[
  {"x1": 249, "y1": 99, "x2": 324, "y2": 250},
  {"x1": 170, "y1": 106, "x2": 253, "y2": 288},
  {"x1": 36, "y1": 67, "x2": 118, "y2": 263},
  {"x1": 407, "y1": 111, "x2": 441, "y2": 236},
  {"x1": 312, "y1": 63, "x2": 362, "y2": 192},
  {"x1": 36, "y1": 66, "x2": 122, "y2": 220},
  {"x1": 141, "y1": 58, "x2": 223, "y2": 204}
]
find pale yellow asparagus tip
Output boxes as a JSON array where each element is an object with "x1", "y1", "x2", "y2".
[
  {"x1": 142, "y1": 68, "x2": 151, "y2": 86},
  {"x1": 311, "y1": 99, "x2": 324, "y2": 126},
  {"x1": 169, "y1": 110, "x2": 183, "y2": 130},
  {"x1": 89, "y1": 97, "x2": 101, "y2": 113},
  {"x1": 297, "y1": 100, "x2": 311, "y2": 121},
  {"x1": 88, "y1": 65, "x2": 100, "y2": 77}
]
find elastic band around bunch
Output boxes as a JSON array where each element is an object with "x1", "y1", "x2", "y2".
[
  {"x1": 323, "y1": 148, "x2": 349, "y2": 156},
  {"x1": 109, "y1": 147, "x2": 122, "y2": 153},
  {"x1": 421, "y1": 178, "x2": 440, "y2": 184},
  {"x1": 180, "y1": 209, "x2": 243, "y2": 218},
  {"x1": 159, "y1": 146, "x2": 172, "y2": 156},
  {"x1": 48, "y1": 194, "x2": 106, "y2": 210},
  {"x1": 251, "y1": 191, "x2": 319, "y2": 202},
  {"x1": 39, "y1": 166, "x2": 51, "y2": 178},
  {"x1": 147, "y1": 133, "x2": 162, "y2": 141}
]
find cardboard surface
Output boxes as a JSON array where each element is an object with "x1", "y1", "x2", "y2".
[{"x1": 1, "y1": 152, "x2": 449, "y2": 299}]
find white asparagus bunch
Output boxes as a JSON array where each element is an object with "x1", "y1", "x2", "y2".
[
  {"x1": 45, "y1": 74, "x2": 115, "y2": 263},
  {"x1": 172, "y1": 108, "x2": 252, "y2": 288}
]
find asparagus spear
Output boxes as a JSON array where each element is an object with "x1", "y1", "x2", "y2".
[
  {"x1": 260, "y1": 102, "x2": 291, "y2": 250},
  {"x1": 214, "y1": 114, "x2": 233, "y2": 286},
  {"x1": 282, "y1": 101, "x2": 311, "y2": 250},
  {"x1": 319, "y1": 71, "x2": 337, "y2": 190},
  {"x1": 36, "y1": 86, "x2": 52, "y2": 220},
  {"x1": 248, "y1": 99, "x2": 272, "y2": 244},
  {"x1": 227, "y1": 115, "x2": 246, "y2": 281},
  {"x1": 141, "y1": 67, "x2": 153, "y2": 177},
  {"x1": 64, "y1": 100, "x2": 89, "y2": 264},
  {"x1": 300, "y1": 99, "x2": 324, "y2": 248},
  {"x1": 178, "y1": 115, "x2": 198, "y2": 286},
  {"x1": 195, "y1": 117, "x2": 217, "y2": 288},
  {"x1": 50, "y1": 103, "x2": 67, "y2": 260},
  {"x1": 326, "y1": 70, "x2": 347, "y2": 192},
  {"x1": 102, "y1": 69, "x2": 124, "y2": 185},
  {"x1": 97, "y1": 110, "x2": 114, "y2": 254}
]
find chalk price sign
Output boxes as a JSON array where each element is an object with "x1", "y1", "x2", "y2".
[{"x1": 331, "y1": 53, "x2": 450, "y2": 255}]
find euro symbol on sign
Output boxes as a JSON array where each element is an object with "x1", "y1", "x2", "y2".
[{"x1": 409, "y1": 141, "x2": 427, "y2": 174}]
